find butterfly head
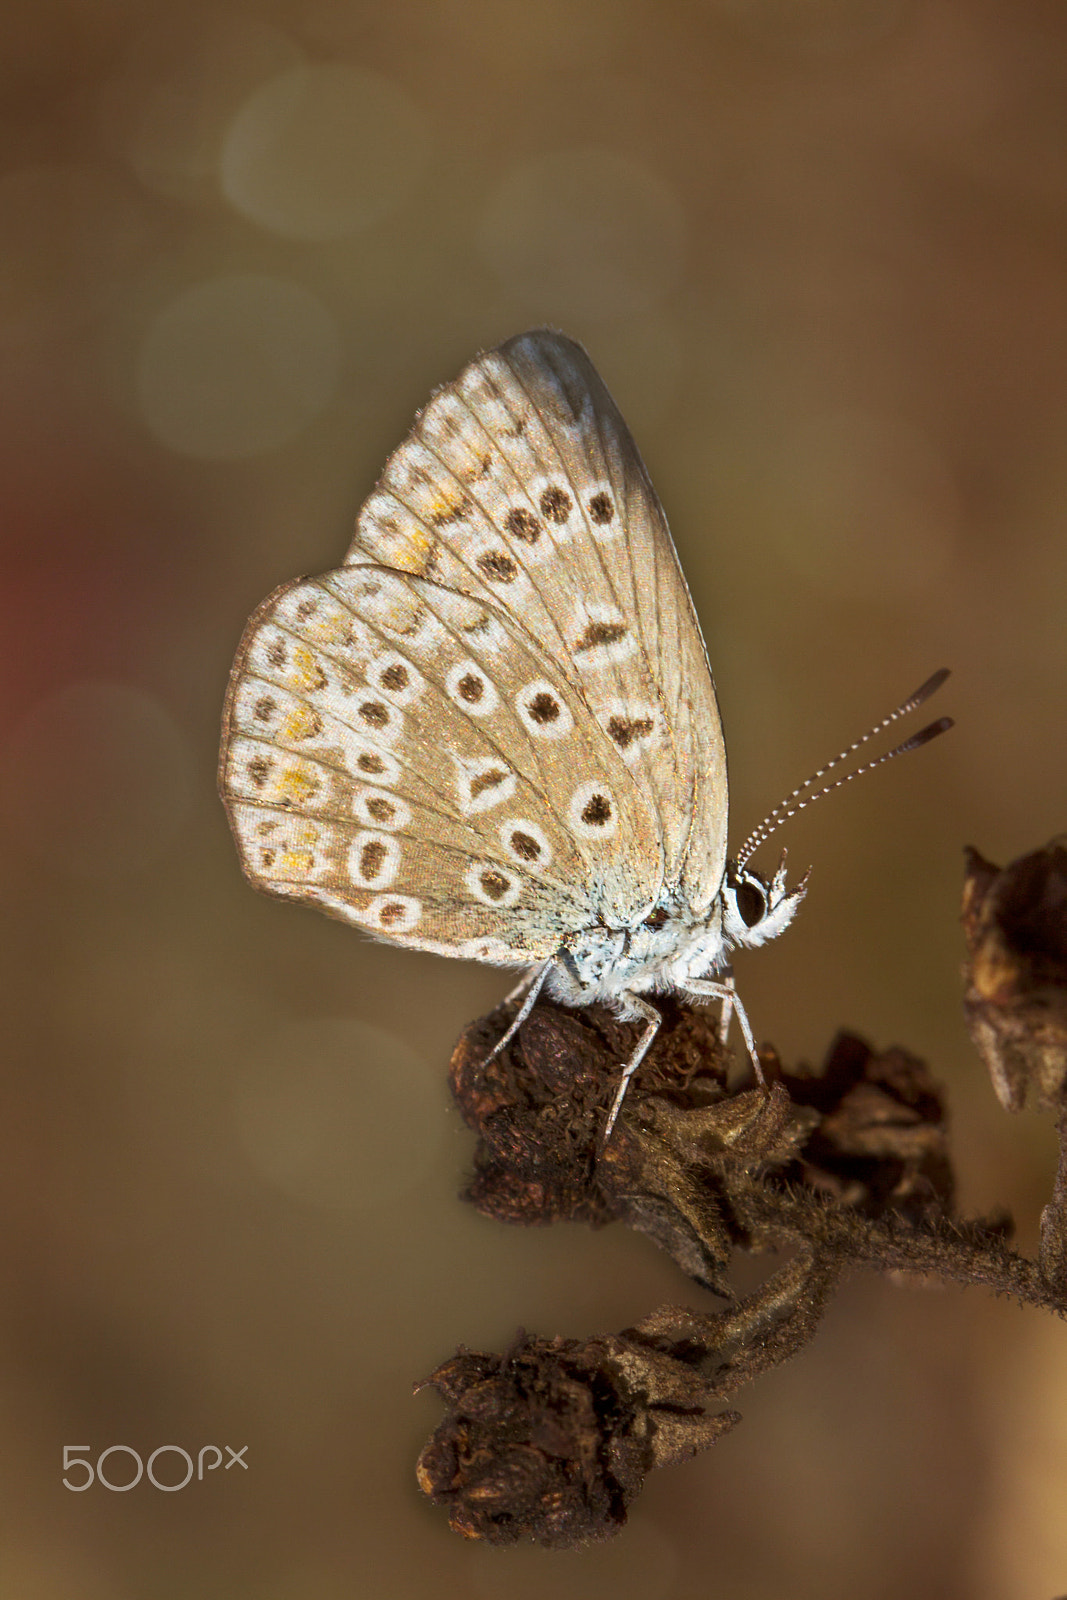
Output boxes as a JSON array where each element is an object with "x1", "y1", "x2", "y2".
[{"x1": 720, "y1": 851, "x2": 808, "y2": 952}]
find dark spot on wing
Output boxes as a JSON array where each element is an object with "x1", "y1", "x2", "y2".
[
  {"x1": 359, "y1": 701, "x2": 390, "y2": 729},
  {"x1": 504, "y1": 507, "x2": 541, "y2": 543},
  {"x1": 539, "y1": 486, "x2": 572, "y2": 523},
  {"x1": 607, "y1": 714, "x2": 654, "y2": 750},
  {"x1": 380, "y1": 663, "x2": 409, "y2": 692},
  {"x1": 477, "y1": 550, "x2": 518, "y2": 583},
  {"x1": 470, "y1": 767, "x2": 508, "y2": 799},
  {"x1": 581, "y1": 793, "x2": 612, "y2": 827},
  {"x1": 574, "y1": 621, "x2": 627, "y2": 653},
  {"x1": 359, "y1": 839, "x2": 387, "y2": 879},
  {"x1": 527, "y1": 691, "x2": 560, "y2": 724}
]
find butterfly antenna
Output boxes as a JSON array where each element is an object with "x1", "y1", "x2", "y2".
[{"x1": 734, "y1": 669, "x2": 953, "y2": 869}]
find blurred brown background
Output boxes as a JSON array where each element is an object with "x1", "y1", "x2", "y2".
[{"x1": 2, "y1": 1, "x2": 1066, "y2": 1595}]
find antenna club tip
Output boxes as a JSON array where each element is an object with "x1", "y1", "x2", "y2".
[
  {"x1": 900, "y1": 715, "x2": 954, "y2": 754},
  {"x1": 913, "y1": 667, "x2": 952, "y2": 704}
]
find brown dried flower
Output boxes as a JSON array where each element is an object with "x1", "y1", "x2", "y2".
[
  {"x1": 414, "y1": 1328, "x2": 738, "y2": 1547},
  {"x1": 776, "y1": 1032, "x2": 955, "y2": 1220},
  {"x1": 962, "y1": 838, "x2": 1067, "y2": 1114}
]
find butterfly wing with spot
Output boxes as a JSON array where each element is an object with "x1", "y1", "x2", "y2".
[
  {"x1": 220, "y1": 560, "x2": 664, "y2": 963},
  {"x1": 345, "y1": 329, "x2": 728, "y2": 915}
]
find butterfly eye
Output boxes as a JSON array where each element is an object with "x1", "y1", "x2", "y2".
[{"x1": 735, "y1": 878, "x2": 766, "y2": 928}]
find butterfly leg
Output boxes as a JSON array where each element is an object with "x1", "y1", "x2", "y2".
[
  {"x1": 716, "y1": 965, "x2": 736, "y2": 1045},
  {"x1": 484, "y1": 959, "x2": 554, "y2": 1064},
  {"x1": 603, "y1": 995, "x2": 662, "y2": 1142},
  {"x1": 500, "y1": 967, "x2": 543, "y2": 1007},
  {"x1": 683, "y1": 978, "x2": 768, "y2": 1091}
]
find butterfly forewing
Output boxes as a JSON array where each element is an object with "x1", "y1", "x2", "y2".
[
  {"x1": 345, "y1": 330, "x2": 728, "y2": 912},
  {"x1": 511, "y1": 334, "x2": 731, "y2": 914}
]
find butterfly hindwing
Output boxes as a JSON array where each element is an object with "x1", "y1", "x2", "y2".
[{"x1": 220, "y1": 562, "x2": 665, "y2": 962}]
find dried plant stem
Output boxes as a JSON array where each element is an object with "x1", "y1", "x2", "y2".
[{"x1": 728, "y1": 1179, "x2": 1064, "y2": 1308}]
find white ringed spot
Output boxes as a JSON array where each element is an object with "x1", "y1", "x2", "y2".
[
  {"x1": 515, "y1": 679, "x2": 573, "y2": 740},
  {"x1": 596, "y1": 699, "x2": 662, "y2": 765},
  {"x1": 351, "y1": 694, "x2": 403, "y2": 747},
  {"x1": 567, "y1": 780, "x2": 618, "y2": 840},
  {"x1": 569, "y1": 603, "x2": 636, "y2": 669},
  {"x1": 500, "y1": 819, "x2": 552, "y2": 873},
  {"x1": 346, "y1": 741, "x2": 401, "y2": 786},
  {"x1": 362, "y1": 894, "x2": 421, "y2": 933},
  {"x1": 369, "y1": 652, "x2": 422, "y2": 705},
  {"x1": 465, "y1": 861, "x2": 522, "y2": 909},
  {"x1": 453, "y1": 754, "x2": 517, "y2": 815},
  {"x1": 353, "y1": 787, "x2": 411, "y2": 831},
  {"x1": 445, "y1": 659, "x2": 499, "y2": 716},
  {"x1": 348, "y1": 830, "x2": 400, "y2": 889}
]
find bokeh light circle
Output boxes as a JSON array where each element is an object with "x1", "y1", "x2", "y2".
[{"x1": 220, "y1": 62, "x2": 429, "y2": 240}]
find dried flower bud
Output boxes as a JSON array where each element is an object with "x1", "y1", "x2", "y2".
[
  {"x1": 962, "y1": 840, "x2": 1067, "y2": 1113},
  {"x1": 779, "y1": 1032, "x2": 955, "y2": 1220},
  {"x1": 415, "y1": 1326, "x2": 739, "y2": 1547},
  {"x1": 449, "y1": 996, "x2": 730, "y2": 1230}
]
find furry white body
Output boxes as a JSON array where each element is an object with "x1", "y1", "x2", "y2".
[{"x1": 544, "y1": 861, "x2": 804, "y2": 1012}]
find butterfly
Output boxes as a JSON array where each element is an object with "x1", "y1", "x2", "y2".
[{"x1": 219, "y1": 330, "x2": 950, "y2": 1137}]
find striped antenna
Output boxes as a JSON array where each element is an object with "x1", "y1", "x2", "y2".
[{"x1": 734, "y1": 669, "x2": 953, "y2": 869}]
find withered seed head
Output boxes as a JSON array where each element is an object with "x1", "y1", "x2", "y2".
[
  {"x1": 778, "y1": 1031, "x2": 955, "y2": 1220},
  {"x1": 449, "y1": 996, "x2": 732, "y2": 1228},
  {"x1": 414, "y1": 1328, "x2": 739, "y2": 1547}
]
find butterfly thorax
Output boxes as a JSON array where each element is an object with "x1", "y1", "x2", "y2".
[
  {"x1": 544, "y1": 859, "x2": 806, "y2": 1009},
  {"x1": 547, "y1": 903, "x2": 727, "y2": 1007}
]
